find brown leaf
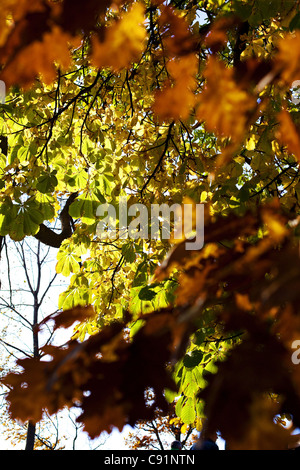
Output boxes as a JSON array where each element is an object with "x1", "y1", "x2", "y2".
[
  {"x1": 158, "y1": 4, "x2": 198, "y2": 56},
  {"x1": 226, "y1": 395, "x2": 299, "y2": 450},
  {"x1": 40, "y1": 305, "x2": 95, "y2": 331},
  {"x1": 199, "y1": 322, "x2": 300, "y2": 448},
  {"x1": 2, "y1": 310, "x2": 179, "y2": 438}
]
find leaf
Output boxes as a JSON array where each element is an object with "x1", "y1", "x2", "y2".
[
  {"x1": 183, "y1": 350, "x2": 203, "y2": 368},
  {"x1": 34, "y1": 193, "x2": 56, "y2": 221},
  {"x1": 276, "y1": 31, "x2": 300, "y2": 85},
  {"x1": 56, "y1": 242, "x2": 81, "y2": 277},
  {"x1": 132, "y1": 260, "x2": 148, "y2": 287},
  {"x1": 1, "y1": 25, "x2": 81, "y2": 89},
  {"x1": 129, "y1": 286, "x2": 155, "y2": 316},
  {"x1": 276, "y1": 109, "x2": 300, "y2": 162},
  {"x1": 289, "y1": 11, "x2": 300, "y2": 31},
  {"x1": 91, "y1": 3, "x2": 147, "y2": 71},
  {"x1": 9, "y1": 200, "x2": 45, "y2": 241},
  {"x1": 2, "y1": 309, "x2": 177, "y2": 438},
  {"x1": 180, "y1": 397, "x2": 195, "y2": 425},
  {"x1": 69, "y1": 191, "x2": 101, "y2": 225},
  {"x1": 97, "y1": 173, "x2": 115, "y2": 197},
  {"x1": 64, "y1": 169, "x2": 88, "y2": 192},
  {"x1": 153, "y1": 54, "x2": 198, "y2": 121},
  {"x1": 226, "y1": 395, "x2": 300, "y2": 450},
  {"x1": 36, "y1": 172, "x2": 58, "y2": 194},
  {"x1": 58, "y1": 281, "x2": 91, "y2": 310},
  {"x1": 121, "y1": 243, "x2": 136, "y2": 263},
  {"x1": 138, "y1": 286, "x2": 157, "y2": 301},
  {"x1": 196, "y1": 56, "x2": 256, "y2": 143},
  {"x1": 40, "y1": 305, "x2": 95, "y2": 331},
  {"x1": 158, "y1": 4, "x2": 197, "y2": 56}
]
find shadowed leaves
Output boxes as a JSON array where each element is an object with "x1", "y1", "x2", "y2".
[{"x1": 2, "y1": 309, "x2": 182, "y2": 438}]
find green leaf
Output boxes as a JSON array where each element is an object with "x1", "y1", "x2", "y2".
[
  {"x1": 138, "y1": 285, "x2": 157, "y2": 301},
  {"x1": 36, "y1": 172, "x2": 58, "y2": 194},
  {"x1": 58, "y1": 275, "x2": 91, "y2": 310},
  {"x1": 64, "y1": 169, "x2": 88, "y2": 191},
  {"x1": 121, "y1": 243, "x2": 136, "y2": 263},
  {"x1": 180, "y1": 397, "x2": 196, "y2": 424},
  {"x1": 97, "y1": 173, "x2": 115, "y2": 196},
  {"x1": 132, "y1": 260, "x2": 148, "y2": 287},
  {"x1": 69, "y1": 192, "x2": 100, "y2": 225},
  {"x1": 58, "y1": 283, "x2": 91, "y2": 310},
  {"x1": 129, "y1": 286, "x2": 154, "y2": 317},
  {"x1": 9, "y1": 200, "x2": 44, "y2": 241},
  {"x1": 183, "y1": 350, "x2": 203, "y2": 368},
  {"x1": 233, "y1": 0, "x2": 253, "y2": 20},
  {"x1": 164, "y1": 388, "x2": 178, "y2": 404},
  {"x1": 129, "y1": 319, "x2": 145, "y2": 338},
  {"x1": 34, "y1": 193, "x2": 56, "y2": 220},
  {"x1": 181, "y1": 369, "x2": 199, "y2": 397},
  {"x1": 175, "y1": 395, "x2": 185, "y2": 417},
  {"x1": 193, "y1": 330, "x2": 206, "y2": 346}
]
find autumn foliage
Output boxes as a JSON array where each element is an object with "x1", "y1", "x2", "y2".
[{"x1": 2, "y1": 0, "x2": 300, "y2": 450}]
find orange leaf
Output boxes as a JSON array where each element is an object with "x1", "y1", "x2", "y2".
[
  {"x1": 1, "y1": 26, "x2": 80, "y2": 88},
  {"x1": 153, "y1": 54, "x2": 198, "y2": 121},
  {"x1": 196, "y1": 56, "x2": 256, "y2": 142},
  {"x1": 276, "y1": 31, "x2": 300, "y2": 85},
  {"x1": 276, "y1": 109, "x2": 300, "y2": 162},
  {"x1": 158, "y1": 4, "x2": 197, "y2": 56},
  {"x1": 91, "y1": 3, "x2": 147, "y2": 71}
]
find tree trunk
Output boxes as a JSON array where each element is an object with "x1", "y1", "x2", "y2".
[
  {"x1": 25, "y1": 421, "x2": 36, "y2": 450},
  {"x1": 25, "y1": 257, "x2": 40, "y2": 451}
]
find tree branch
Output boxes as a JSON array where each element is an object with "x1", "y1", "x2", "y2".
[
  {"x1": 140, "y1": 121, "x2": 175, "y2": 198},
  {"x1": 34, "y1": 192, "x2": 78, "y2": 248}
]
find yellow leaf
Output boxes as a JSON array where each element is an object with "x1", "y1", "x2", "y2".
[
  {"x1": 262, "y1": 210, "x2": 289, "y2": 242},
  {"x1": 181, "y1": 423, "x2": 188, "y2": 434},
  {"x1": 200, "y1": 191, "x2": 207, "y2": 203},
  {"x1": 91, "y1": 3, "x2": 147, "y2": 71}
]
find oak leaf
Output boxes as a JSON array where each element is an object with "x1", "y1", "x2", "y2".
[{"x1": 204, "y1": 17, "x2": 239, "y2": 53}]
